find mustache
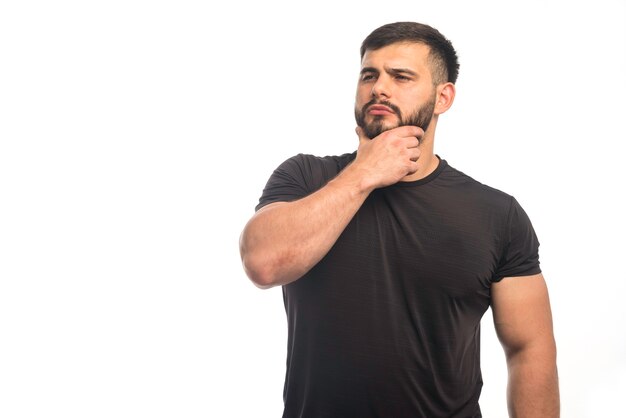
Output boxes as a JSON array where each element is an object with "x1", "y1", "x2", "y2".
[{"x1": 362, "y1": 99, "x2": 402, "y2": 116}]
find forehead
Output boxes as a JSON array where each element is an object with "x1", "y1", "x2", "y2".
[{"x1": 361, "y1": 42, "x2": 431, "y2": 71}]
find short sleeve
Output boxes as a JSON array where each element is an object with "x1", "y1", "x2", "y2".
[
  {"x1": 255, "y1": 152, "x2": 356, "y2": 211},
  {"x1": 492, "y1": 197, "x2": 541, "y2": 281},
  {"x1": 255, "y1": 154, "x2": 314, "y2": 211}
]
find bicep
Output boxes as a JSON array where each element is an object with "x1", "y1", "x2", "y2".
[{"x1": 491, "y1": 273, "x2": 556, "y2": 356}]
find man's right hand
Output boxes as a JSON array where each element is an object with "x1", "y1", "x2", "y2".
[{"x1": 351, "y1": 125, "x2": 423, "y2": 191}]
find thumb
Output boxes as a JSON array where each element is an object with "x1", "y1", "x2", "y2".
[{"x1": 355, "y1": 126, "x2": 371, "y2": 144}]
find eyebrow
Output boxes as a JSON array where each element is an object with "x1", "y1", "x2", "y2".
[
  {"x1": 360, "y1": 67, "x2": 379, "y2": 76},
  {"x1": 360, "y1": 66, "x2": 418, "y2": 77},
  {"x1": 388, "y1": 67, "x2": 418, "y2": 77}
]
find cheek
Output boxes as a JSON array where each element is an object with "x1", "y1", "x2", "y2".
[
  {"x1": 355, "y1": 90, "x2": 368, "y2": 107},
  {"x1": 398, "y1": 92, "x2": 425, "y2": 110}
]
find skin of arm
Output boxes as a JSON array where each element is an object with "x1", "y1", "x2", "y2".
[
  {"x1": 239, "y1": 125, "x2": 422, "y2": 288},
  {"x1": 491, "y1": 273, "x2": 560, "y2": 418}
]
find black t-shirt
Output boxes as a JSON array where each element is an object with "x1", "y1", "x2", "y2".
[{"x1": 257, "y1": 153, "x2": 541, "y2": 418}]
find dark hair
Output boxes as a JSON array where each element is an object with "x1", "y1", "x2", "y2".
[{"x1": 360, "y1": 22, "x2": 460, "y2": 85}]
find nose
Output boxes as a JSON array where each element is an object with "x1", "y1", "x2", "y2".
[{"x1": 371, "y1": 75, "x2": 391, "y2": 99}]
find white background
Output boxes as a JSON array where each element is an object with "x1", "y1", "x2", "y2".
[{"x1": 1, "y1": 0, "x2": 625, "y2": 417}]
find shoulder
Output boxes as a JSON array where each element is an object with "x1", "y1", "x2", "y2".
[
  {"x1": 255, "y1": 152, "x2": 356, "y2": 211},
  {"x1": 439, "y1": 161, "x2": 514, "y2": 212},
  {"x1": 441, "y1": 162, "x2": 539, "y2": 243},
  {"x1": 277, "y1": 152, "x2": 356, "y2": 186},
  {"x1": 283, "y1": 152, "x2": 356, "y2": 174}
]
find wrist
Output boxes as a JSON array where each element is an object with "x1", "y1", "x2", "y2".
[{"x1": 334, "y1": 162, "x2": 376, "y2": 197}]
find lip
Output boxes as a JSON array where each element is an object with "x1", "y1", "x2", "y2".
[{"x1": 367, "y1": 105, "x2": 395, "y2": 115}]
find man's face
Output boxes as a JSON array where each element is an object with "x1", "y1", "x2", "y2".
[{"x1": 355, "y1": 42, "x2": 438, "y2": 139}]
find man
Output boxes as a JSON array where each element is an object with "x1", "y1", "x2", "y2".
[{"x1": 240, "y1": 22, "x2": 559, "y2": 418}]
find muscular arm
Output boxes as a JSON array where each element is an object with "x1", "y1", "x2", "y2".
[
  {"x1": 491, "y1": 273, "x2": 559, "y2": 418},
  {"x1": 240, "y1": 165, "x2": 370, "y2": 288},
  {"x1": 239, "y1": 125, "x2": 422, "y2": 288}
]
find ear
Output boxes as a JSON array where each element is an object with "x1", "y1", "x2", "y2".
[{"x1": 434, "y1": 82, "x2": 456, "y2": 115}]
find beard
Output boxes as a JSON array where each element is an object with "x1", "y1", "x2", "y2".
[{"x1": 354, "y1": 95, "x2": 436, "y2": 139}]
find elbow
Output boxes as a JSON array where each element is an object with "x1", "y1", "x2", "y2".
[
  {"x1": 239, "y1": 225, "x2": 273, "y2": 289},
  {"x1": 241, "y1": 254, "x2": 280, "y2": 289},
  {"x1": 239, "y1": 235, "x2": 280, "y2": 289},
  {"x1": 239, "y1": 220, "x2": 295, "y2": 289}
]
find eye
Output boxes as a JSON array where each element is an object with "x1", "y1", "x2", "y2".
[
  {"x1": 361, "y1": 73, "x2": 376, "y2": 82},
  {"x1": 395, "y1": 74, "x2": 411, "y2": 81}
]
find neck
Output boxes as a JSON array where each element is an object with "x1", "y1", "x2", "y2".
[
  {"x1": 400, "y1": 128, "x2": 438, "y2": 182},
  {"x1": 400, "y1": 151, "x2": 438, "y2": 182}
]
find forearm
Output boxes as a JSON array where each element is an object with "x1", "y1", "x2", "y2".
[
  {"x1": 240, "y1": 163, "x2": 372, "y2": 288},
  {"x1": 506, "y1": 345, "x2": 559, "y2": 418}
]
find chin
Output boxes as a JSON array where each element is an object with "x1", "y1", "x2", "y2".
[{"x1": 371, "y1": 120, "x2": 399, "y2": 132}]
